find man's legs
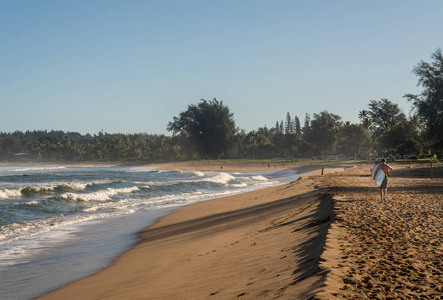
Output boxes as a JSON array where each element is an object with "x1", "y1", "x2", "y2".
[{"x1": 379, "y1": 176, "x2": 388, "y2": 200}]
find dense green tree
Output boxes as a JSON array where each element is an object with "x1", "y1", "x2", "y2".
[
  {"x1": 281, "y1": 112, "x2": 297, "y2": 154},
  {"x1": 303, "y1": 111, "x2": 342, "y2": 156},
  {"x1": 359, "y1": 99, "x2": 406, "y2": 136},
  {"x1": 302, "y1": 113, "x2": 311, "y2": 135},
  {"x1": 0, "y1": 130, "x2": 166, "y2": 162},
  {"x1": 238, "y1": 127, "x2": 279, "y2": 158},
  {"x1": 378, "y1": 117, "x2": 423, "y2": 156},
  {"x1": 294, "y1": 116, "x2": 301, "y2": 138},
  {"x1": 339, "y1": 122, "x2": 371, "y2": 156},
  {"x1": 0, "y1": 135, "x2": 21, "y2": 158},
  {"x1": 284, "y1": 112, "x2": 293, "y2": 135},
  {"x1": 167, "y1": 98, "x2": 237, "y2": 159},
  {"x1": 397, "y1": 138, "x2": 422, "y2": 156},
  {"x1": 404, "y1": 48, "x2": 443, "y2": 152},
  {"x1": 272, "y1": 121, "x2": 284, "y2": 150},
  {"x1": 149, "y1": 135, "x2": 177, "y2": 160},
  {"x1": 359, "y1": 98, "x2": 407, "y2": 153}
]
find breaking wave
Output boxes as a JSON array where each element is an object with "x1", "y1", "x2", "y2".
[
  {"x1": 0, "y1": 182, "x2": 93, "y2": 199},
  {"x1": 59, "y1": 187, "x2": 140, "y2": 202}
]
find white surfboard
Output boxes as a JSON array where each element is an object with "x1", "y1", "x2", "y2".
[
  {"x1": 371, "y1": 166, "x2": 377, "y2": 177},
  {"x1": 371, "y1": 166, "x2": 385, "y2": 186}
]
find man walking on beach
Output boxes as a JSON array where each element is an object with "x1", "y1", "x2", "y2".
[{"x1": 374, "y1": 158, "x2": 394, "y2": 200}]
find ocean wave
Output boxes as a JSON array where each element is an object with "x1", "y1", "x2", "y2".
[
  {"x1": 203, "y1": 173, "x2": 235, "y2": 185},
  {"x1": 0, "y1": 215, "x2": 68, "y2": 245},
  {"x1": 0, "y1": 182, "x2": 93, "y2": 199},
  {"x1": 179, "y1": 170, "x2": 206, "y2": 177},
  {"x1": 230, "y1": 183, "x2": 248, "y2": 187},
  {"x1": 0, "y1": 189, "x2": 22, "y2": 199},
  {"x1": 119, "y1": 167, "x2": 159, "y2": 173},
  {"x1": 0, "y1": 208, "x2": 135, "y2": 249},
  {"x1": 82, "y1": 190, "x2": 210, "y2": 213},
  {"x1": 192, "y1": 171, "x2": 205, "y2": 177},
  {"x1": 59, "y1": 187, "x2": 139, "y2": 202},
  {"x1": 11, "y1": 166, "x2": 67, "y2": 173},
  {"x1": 58, "y1": 182, "x2": 93, "y2": 191},
  {"x1": 0, "y1": 191, "x2": 166, "y2": 245},
  {"x1": 157, "y1": 169, "x2": 180, "y2": 173},
  {"x1": 144, "y1": 172, "x2": 262, "y2": 188},
  {"x1": 250, "y1": 175, "x2": 268, "y2": 181},
  {"x1": 26, "y1": 200, "x2": 40, "y2": 205},
  {"x1": 82, "y1": 198, "x2": 139, "y2": 212}
]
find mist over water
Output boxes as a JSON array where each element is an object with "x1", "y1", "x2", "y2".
[{"x1": 0, "y1": 164, "x2": 299, "y2": 299}]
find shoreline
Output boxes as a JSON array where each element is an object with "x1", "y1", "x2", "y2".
[
  {"x1": 25, "y1": 161, "x2": 443, "y2": 299},
  {"x1": 0, "y1": 159, "x2": 350, "y2": 171},
  {"x1": 37, "y1": 163, "x2": 348, "y2": 299}
]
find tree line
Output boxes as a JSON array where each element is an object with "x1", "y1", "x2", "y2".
[{"x1": 1, "y1": 49, "x2": 442, "y2": 162}]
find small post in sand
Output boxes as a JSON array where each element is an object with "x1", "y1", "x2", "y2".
[{"x1": 321, "y1": 166, "x2": 324, "y2": 175}]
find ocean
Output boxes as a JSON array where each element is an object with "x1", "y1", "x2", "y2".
[{"x1": 0, "y1": 164, "x2": 299, "y2": 299}]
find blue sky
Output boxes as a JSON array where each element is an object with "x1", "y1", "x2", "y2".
[{"x1": 1, "y1": 0, "x2": 441, "y2": 135}]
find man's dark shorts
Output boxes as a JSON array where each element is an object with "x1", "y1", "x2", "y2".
[{"x1": 380, "y1": 176, "x2": 388, "y2": 189}]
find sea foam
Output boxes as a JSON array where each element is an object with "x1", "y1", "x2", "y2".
[
  {"x1": 0, "y1": 182, "x2": 92, "y2": 199},
  {"x1": 251, "y1": 175, "x2": 268, "y2": 181},
  {"x1": 203, "y1": 173, "x2": 235, "y2": 185},
  {"x1": 59, "y1": 187, "x2": 139, "y2": 202},
  {"x1": 0, "y1": 189, "x2": 22, "y2": 199}
]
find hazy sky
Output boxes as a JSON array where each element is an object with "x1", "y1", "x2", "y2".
[{"x1": 1, "y1": 0, "x2": 441, "y2": 135}]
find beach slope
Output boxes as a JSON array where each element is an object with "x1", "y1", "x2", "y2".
[
  {"x1": 38, "y1": 162, "x2": 443, "y2": 299},
  {"x1": 38, "y1": 165, "x2": 342, "y2": 299}
]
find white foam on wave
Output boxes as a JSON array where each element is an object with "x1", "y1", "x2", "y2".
[
  {"x1": 146, "y1": 171, "x2": 267, "y2": 188},
  {"x1": 230, "y1": 183, "x2": 248, "y2": 188},
  {"x1": 121, "y1": 166, "x2": 158, "y2": 173},
  {"x1": 81, "y1": 189, "x2": 220, "y2": 214},
  {"x1": 158, "y1": 169, "x2": 180, "y2": 173},
  {"x1": 0, "y1": 182, "x2": 93, "y2": 200},
  {"x1": 0, "y1": 189, "x2": 22, "y2": 199},
  {"x1": 251, "y1": 175, "x2": 268, "y2": 181},
  {"x1": 60, "y1": 187, "x2": 139, "y2": 202},
  {"x1": 82, "y1": 198, "x2": 136, "y2": 212},
  {"x1": 26, "y1": 200, "x2": 40, "y2": 205},
  {"x1": 0, "y1": 214, "x2": 68, "y2": 245},
  {"x1": 0, "y1": 211, "x2": 133, "y2": 266},
  {"x1": 203, "y1": 173, "x2": 235, "y2": 185},
  {"x1": 0, "y1": 204, "x2": 137, "y2": 249},
  {"x1": 11, "y1": 166, "x2": 67, "y2": 173},
  {"x1": 59, "y1": 182, "x2": 92, "y2": 190}
]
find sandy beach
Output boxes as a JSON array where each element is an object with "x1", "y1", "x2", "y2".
[
  {"x1": 318, "y1": 163, "x2": 443, "y2": 299},
  {"x1": 37, "y1": 161, "x2": 442, "y2": 299},
  {"x1": 149, "y1": 160, "x2": 307, "y2": 172}
]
